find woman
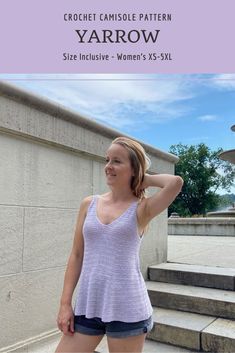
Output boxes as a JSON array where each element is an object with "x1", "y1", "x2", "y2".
[{"x1": 55, "y1": 136, "x2": 184, "y2": 353}]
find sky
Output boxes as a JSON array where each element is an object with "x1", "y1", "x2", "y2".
[{"x1": 0, "y1": 73, "x2": 234, "y2": 195}]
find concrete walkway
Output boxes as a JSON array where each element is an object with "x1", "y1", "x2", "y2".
[{"x1": 168, "y1": 235, "x2": 235, "y2": 268}]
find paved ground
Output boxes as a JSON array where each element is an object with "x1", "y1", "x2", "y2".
[{"x1": 167, "y1": 235, "x2": 235, "y2": 268}]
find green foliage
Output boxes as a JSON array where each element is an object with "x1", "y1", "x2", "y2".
[
  {"x1": 168, "y1": 143, "x2": 235, "y2": 217},
  {"x1": 217, "y1": 193, "x2": 235, "y2": 211}
]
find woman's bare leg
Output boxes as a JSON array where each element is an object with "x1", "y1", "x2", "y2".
[
  {"x1": 107, "y1": 333, "x2": 147, "y2": 353},
  {"x1": 55, "y1": 332, "x2": 105, "y2": 353}
]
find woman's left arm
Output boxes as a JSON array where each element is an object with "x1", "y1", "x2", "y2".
[{"x1": 141, "y1": 174, "x2": 184, "y2": 222}]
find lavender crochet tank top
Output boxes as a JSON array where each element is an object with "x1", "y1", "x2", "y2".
[{"x1": 73, "y1": 194, "x2": 153, "y2": 322}]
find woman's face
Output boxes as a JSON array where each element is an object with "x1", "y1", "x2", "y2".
[{"x1": 104, "y1": 143, "x2": 134, "y2": 187}]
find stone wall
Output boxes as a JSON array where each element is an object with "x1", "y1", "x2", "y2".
[
  {"x1": 168, "y1": 218, "x2": 235, "y2": 236},
  {"x1": 0, "y1": 81, "x2": 178, "y2": 351}
]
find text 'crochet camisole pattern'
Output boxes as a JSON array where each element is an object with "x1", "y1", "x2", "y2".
[{"x1": 73, "y1": 194, "x2": 153, "y2": 322}]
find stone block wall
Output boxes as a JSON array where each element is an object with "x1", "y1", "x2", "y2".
[{"x1": 0, "y1": 81, "x2": 178, "y2": 350}]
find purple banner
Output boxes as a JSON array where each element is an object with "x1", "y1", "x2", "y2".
[{"x1": 0, "y1": 0, "x2": 234, "y2": 73}]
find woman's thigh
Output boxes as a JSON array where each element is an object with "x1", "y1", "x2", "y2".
[
  {"x1": 107, "y1": 333, "x2": 147, "y2": 353},
  {"x1": 54, "y1": 331, "x2": 104, "y2": 353},
  {"x1": 106, "y1": 315, "x2": 153, "y2": 353}
]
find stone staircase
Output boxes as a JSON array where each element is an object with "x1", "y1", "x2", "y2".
[{"x1": 145, "y1": 262, "x2": 235, "y2": 352}]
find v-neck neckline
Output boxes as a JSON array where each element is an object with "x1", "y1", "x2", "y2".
[{"x1": 95, "y1": 195, "x2": 138, "y2": 226}]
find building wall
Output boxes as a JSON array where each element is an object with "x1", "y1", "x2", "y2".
[{"x1": 0, "y1": 81, "x2": 178, "y2": 350}]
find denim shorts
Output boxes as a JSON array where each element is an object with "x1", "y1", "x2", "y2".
[{"x1": 74, "y1": 315, "x2": 154, "y2": 338}]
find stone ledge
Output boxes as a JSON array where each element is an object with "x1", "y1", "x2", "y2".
[
  {"x1": 168, "y1": 217, "x2": 235, "y2": 224},
  {"x1": 0, "y1": 80, "x2": 178, "y2": 164}
]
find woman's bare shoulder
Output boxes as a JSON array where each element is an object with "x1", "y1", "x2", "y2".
[
  {"x1": 83, "y1": 195, "x2": 94, "y2": 203},
  {"x1": 80, "y1": 195, "x2": 95, "y2": 214}
]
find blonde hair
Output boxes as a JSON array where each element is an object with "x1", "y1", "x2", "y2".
[{"x1": 111, "y1": 136, "x2": 151, "y2": 235}]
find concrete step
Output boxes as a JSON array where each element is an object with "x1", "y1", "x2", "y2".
[
  {"x1": 148, "y1": 307, "x2": 216, "y2": 351},
  {"x1": 146, "y1": 281, "x2": 235, "y2": 319},
  {"x1": 148, "y1": 307, "x2": 235, "y2": 352},
  {"x1": 201, "y1": 317, "x2": 235, "y2": 353},
  {"x1": 148, "y1": 262, "x2": 235, "y2": 290}
]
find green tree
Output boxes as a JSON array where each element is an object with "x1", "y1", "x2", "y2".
[
  {"x1": 217, "y1": 193, "x2": 235, "y2": 210},
  {"x1": 168, "y1": 143, "x2": 235, "y2": 217}
]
